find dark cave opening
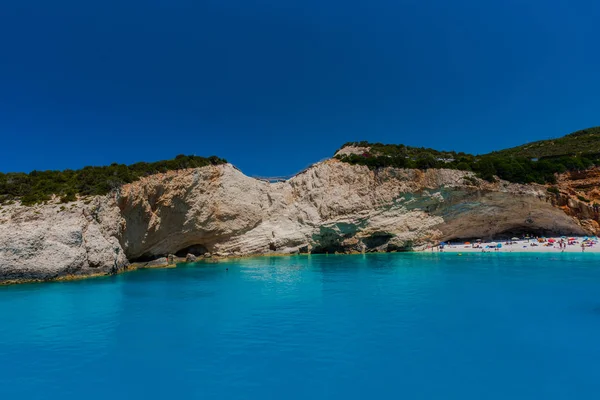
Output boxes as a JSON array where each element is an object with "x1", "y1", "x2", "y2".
[
  {"x1": 362, "y1": 233, "x2": 394, "y2": 249},
  {"x1": 310, "y1": 243, "x2": 347, "y2": 254},
  {"x1": 175, "y1": 244, "x2": 208, "y2": 257},
  {"x1": 132, "y1": 253, "x2": 167, "y2": 263}
]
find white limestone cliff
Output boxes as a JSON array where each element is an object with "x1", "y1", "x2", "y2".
[{"x1": 0, "y1": 160, "x2": 590, "y2": 283}]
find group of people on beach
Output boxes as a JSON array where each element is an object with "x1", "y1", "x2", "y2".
[
  {"x1": 516, "y1": 235, "x2": 595, "y2": 252},
  {"x1": 555, "y1": 239, "x2": 589, "y2": 252},
  {"x1": 431, "y1": 234, "x2": 599, "y2": 253}
]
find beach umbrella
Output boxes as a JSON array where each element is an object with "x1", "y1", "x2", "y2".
[
  {"x1": 497, "y1": 243, "x2": 502, "y2": 248},
  {"x1": 440, "y1": 242, "x2": 447, "y2": 246},
  {"x1": 464, "y1": 242, "x2": 471, "y2": 245},
  {"x1": 548, "y1": 238, "x2": 555, "y2": 243},
  {"x1": 561, "y1": 236, "x2": 567, "y2": 239},
  {"x1": 476, "y1": 239, "x2": 482, "y2": 242},
  {"x1": 511, "y1": 237, "x2": 519, "y2": 240}
]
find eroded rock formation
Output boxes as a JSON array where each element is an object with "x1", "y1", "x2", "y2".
[
  {"x1": 0, "y1": 160, "x2": 595, "y2": 283},
  {"x1": 0, "y1": 197, "x2": 127, "y2": 283}
]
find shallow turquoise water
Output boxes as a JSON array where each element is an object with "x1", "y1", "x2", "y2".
[{"x1": 2, "y1": 253, "x2": 600, "y2": 399}]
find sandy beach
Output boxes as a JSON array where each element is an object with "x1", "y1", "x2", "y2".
[{"x1": 427, "y1": 237, "x2": 600, "y2": 253}]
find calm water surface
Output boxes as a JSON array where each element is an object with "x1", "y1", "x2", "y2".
[{"x1": 2, "y1": 253, "x2": 600, "y2": 399}]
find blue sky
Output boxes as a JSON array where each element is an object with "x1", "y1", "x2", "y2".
[{"x1": 1, "y1": 0, "x2": 599, "y2": 176}]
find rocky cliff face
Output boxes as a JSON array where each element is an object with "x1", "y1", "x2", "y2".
[
  {"x1": 0, "y1": 160, "x2": 592, "y2": 283},
  {"x1": 550, "y1": 168, "x2": 600, "y2": 234},
  {"x1": 0, "y1": 196, "x2": 127, "y2": 283}
]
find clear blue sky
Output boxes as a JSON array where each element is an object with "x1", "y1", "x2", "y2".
[{"x1": 2, "y1": 0, "x2": 599, "y2": 176}]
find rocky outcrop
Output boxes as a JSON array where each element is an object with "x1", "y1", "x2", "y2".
[
  {"x1": 0, "y1": 160, "x2": 592, "y2": 283},
  {"x1": 0, "y1": 197, "x2": 127, "y2": 283},
  {"x1": 546, "y1": 168, "x2": 600, "y2": 234}
]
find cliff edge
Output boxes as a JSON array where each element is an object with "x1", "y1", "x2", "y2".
[{"x1": 1, "y1": 160, "x2": 595, "y2": 283}]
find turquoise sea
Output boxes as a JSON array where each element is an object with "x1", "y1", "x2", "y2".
[{"x1": 2, "y1": 253, "x2": 600, "y2": 399}]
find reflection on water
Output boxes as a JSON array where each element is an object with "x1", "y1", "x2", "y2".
[{"x1": 2, "y1": 253, "x2": 600, "y2": 399}]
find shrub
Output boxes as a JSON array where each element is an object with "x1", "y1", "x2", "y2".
[
  {"x1": 0, "y1": 155, "x2": 227, "y2": 206},
  {"x1": 60, "y1": 191, "x2": 77, "y2": 203},
  {"x1": 577, "y1": 195, "x2": 590, "y2": 203},
  {"x1": 335, "y1": 138, "x2": 600, "y2": 186},
  {"x1": 456, "y1": 162, "x2": 471, "y2": 171}
]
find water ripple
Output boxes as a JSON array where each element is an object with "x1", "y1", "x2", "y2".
[{"x1": 2, "y1": 253, "x2": 600, "y2": 399}]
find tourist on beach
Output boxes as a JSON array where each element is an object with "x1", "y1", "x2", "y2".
[{"x1": 581, "y1": 242, "x2": 585, "y2": 252}]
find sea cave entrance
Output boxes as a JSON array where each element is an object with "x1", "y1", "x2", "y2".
[{"x1": 175, "y1": 244, "x2": 209, "y2": 257}]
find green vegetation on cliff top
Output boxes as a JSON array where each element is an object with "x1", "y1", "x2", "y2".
[
  {"x1": 490, "y1": 127, "x2": 600, "y2": 158},
  {"x1": 335, "y1": 126, "x2": 600, "y2": 185},
  {"x1": 2, "y1": 126, "x2": 599, "y2": 206},
  {"x1": 0, "y1": 155, "x2": 227, "y2": 206}
]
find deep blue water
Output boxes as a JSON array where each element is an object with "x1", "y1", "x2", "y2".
[{"x1": 2, "y1": 253, "x2": 600, "y2": 399}]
